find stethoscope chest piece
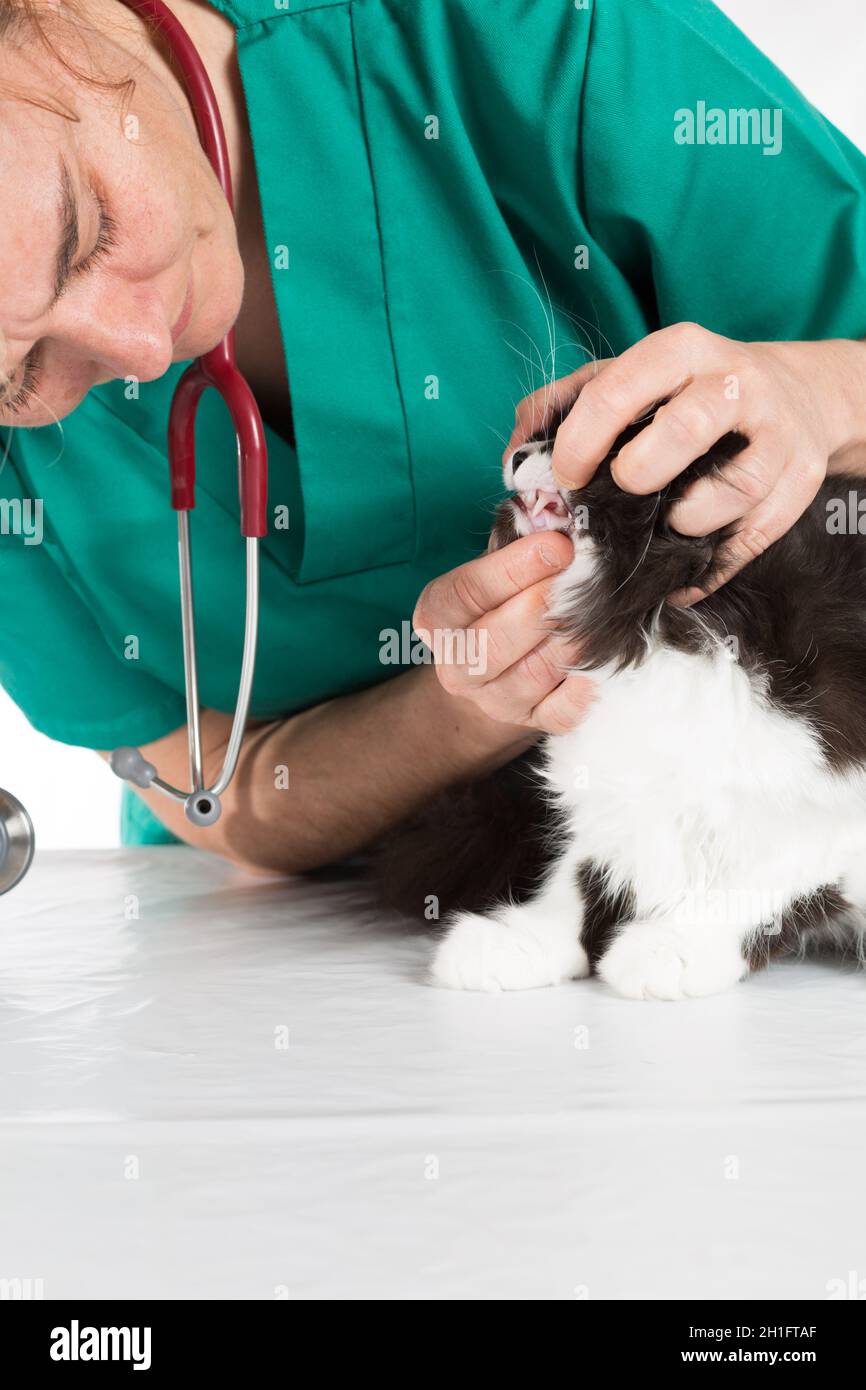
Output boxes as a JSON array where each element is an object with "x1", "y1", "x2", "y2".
[{"x1": 0, "y1": 788, "x2": 35, "y2": 896}]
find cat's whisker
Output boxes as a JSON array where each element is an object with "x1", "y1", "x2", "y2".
[
  {"x1": 532, "y1": 247, "x2": 558, "y2": 418},
  {"x1": 503, "y1": 337, "x2": 547, "y2": 388}
]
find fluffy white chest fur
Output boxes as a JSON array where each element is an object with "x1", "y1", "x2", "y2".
[{"x1": 432, "y1": 560, "x2": 866, "y2": 1000}]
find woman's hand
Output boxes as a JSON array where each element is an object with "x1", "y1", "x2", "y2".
[
  {"x1": 112, "y1": 536, "x2": 597, "y2": 876},
  {"x1": 104, "y1": 537, "x2": 600, "y2": 878},
  {"x1": 507, "y1": 326, "x2": 866, "y2": 601},
  {"x1": 414, "y1": 533, "x2": 595, "y2": 735}
]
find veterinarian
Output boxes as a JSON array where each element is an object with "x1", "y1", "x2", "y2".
[{"x1": 2, "y1": 0, "x2": 866, "y2": 872}]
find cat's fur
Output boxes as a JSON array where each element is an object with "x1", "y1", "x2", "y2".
[{"x1": 376, "y1": 393, "x2": 866, "y2": 999}]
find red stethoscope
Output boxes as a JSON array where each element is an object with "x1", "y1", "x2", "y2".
[
  {"x1": 0, "y1": 0, "x2": 268, "y2": 893},
  {"x1": 108, "y1": 0, "x2": 269, "y2": 827}
]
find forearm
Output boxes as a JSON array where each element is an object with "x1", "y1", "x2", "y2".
[{"x1": 126, "y1": 665, "x2": 536, "y2": 875}]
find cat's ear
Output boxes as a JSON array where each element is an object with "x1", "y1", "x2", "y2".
[
  {"x1": 614, "y1": 528, "x2": 716, "y2": 625},
  {"x1": 659, "y1": 525, "x2": 716, "y2": 590},
  {"x1": 668, "y1": 430, "x2": 752, "y2": 501},
  {"x1": 686, "y1": 521, "x2": 757, "y2": 598}
]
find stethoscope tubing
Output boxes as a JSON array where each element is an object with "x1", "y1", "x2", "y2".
[{"x1": 108, "y1": 0, "x2": 269, "y2": 828}]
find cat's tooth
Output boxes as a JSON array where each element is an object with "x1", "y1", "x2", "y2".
[{"x1": 531, "y1": 493, "x2": 546, "y2": 518}]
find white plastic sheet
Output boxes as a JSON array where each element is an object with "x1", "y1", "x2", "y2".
[{"x1": 1, "y1": 847, "x2": 865, "y2": 1300}]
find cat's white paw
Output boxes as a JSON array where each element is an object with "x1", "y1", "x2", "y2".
[
  {"x1": 431, "y1": 910, "x2": 589, "y2": 992},
  {"x1": 598, "y1": 922, "x2": 748, "y2": 1001}
]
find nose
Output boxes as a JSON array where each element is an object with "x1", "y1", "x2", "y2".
[
  {"x1": 506, "y1": 441, "x2": 541, "y2": 488},
  {"x1": 54, "y1": 283, "x2": 174, "y2": 387},
  {"x1": 91, "y1": 316, "x2": 173, "y2": 384}
]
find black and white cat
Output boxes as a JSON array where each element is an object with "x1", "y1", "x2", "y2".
[{"x1": 380, "y1": 395, "x2": 866, "y2": 1000}]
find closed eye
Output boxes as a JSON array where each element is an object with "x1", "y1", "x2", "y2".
[
  {"x1": 75, "y1": 190, "x2": 119, "y2": 276},
  {"x1": 1, "y1": 192, "x2": 119, "y2": 416}
]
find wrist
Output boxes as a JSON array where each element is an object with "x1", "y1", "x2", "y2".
[
  {"x1": 810, "y1": 338, "x2": 866, "y2": 468},
  {"x1": 765, "y1": 339, "x2": 866, "y2": 472}
]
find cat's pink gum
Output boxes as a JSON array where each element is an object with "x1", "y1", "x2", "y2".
[{"x1": 515, "y1": 488, "x2": 574, "y2": 533}]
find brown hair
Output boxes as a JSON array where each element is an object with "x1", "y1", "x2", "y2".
[{"x1": 0, "y1": 0, "x2": 136, "y2": 118}]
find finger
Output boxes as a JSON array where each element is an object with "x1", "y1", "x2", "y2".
[
  {"x1": 551, "y1": 322, "x2": 727, "y2": 488},
  {"x1": 504, "y1": 359, "x2": 611, "y2": 462},
  {"x1": 670, "y1": 454, "x2": 825, "y2": 603},
  {"x1": 610, "y1": 381, "x2": 746, "y2": 495},
  {"x1": 437, "y1": 578, "x2": 560, "y2": 693},
  {"x1": 667, "y1": 442, "x2": 784, "y2": 536},
  {"x1": 475, "y1": 634, "x2": 579, "y2": 725},
  {"x1": 529, "y1": 672, "x2": 597, "y2": 735},
  {"x1": 414, "y1": 531, "x2": 572, "y2": 632}
]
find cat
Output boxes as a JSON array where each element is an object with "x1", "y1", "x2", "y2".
[{"x1": 376, "y1": 388, "x2": 866, "y2": 1000}]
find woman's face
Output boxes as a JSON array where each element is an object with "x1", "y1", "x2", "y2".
[{"x1": 0, "y1": 7, "x2": 243, "y2": 427}]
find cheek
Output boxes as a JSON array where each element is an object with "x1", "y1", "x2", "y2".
[
  {"x1": 189, "y1": 229, "x2": 244, "y2": 352},
  {"x1": 548, "y1": 534, "x2": 601, "y2": 618},
  {"x1": 96, "y1": 94, "x2": 219, "y2": 269},
  {"x1": 123, "y1": 154, "x2": 198, "y2": 265},
  {"x1": 488, "y1": 499, "x2": 523, "y2": 550},
  {"x1": 115, "y1": 132, "x2": 241, "y2": 346},
  {"x1": 564, "y1": 533, "x2": 599, "y2": 587}
]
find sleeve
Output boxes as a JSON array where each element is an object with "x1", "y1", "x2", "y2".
[
  {"x1": 0, "y1": 437, "x2": 187, "y2": 753},
  {"x1": 578, "y1": 0, "x2": 866, "y2": 343}
]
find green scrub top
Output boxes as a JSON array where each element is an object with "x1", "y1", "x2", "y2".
[{"x1": 4, "y1": 0, "x2": 866, "y2": 845}]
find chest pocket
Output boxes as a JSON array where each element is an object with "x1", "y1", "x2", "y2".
[{"x1": 235, "y1": 4, "x2": 416, "y2": 583}]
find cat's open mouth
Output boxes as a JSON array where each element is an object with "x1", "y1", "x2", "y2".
[{"x1": 513, "y1": 487, "x2": 574, "y2": 533}]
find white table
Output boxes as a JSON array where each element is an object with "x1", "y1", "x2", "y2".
[{"x1": 1, "y1": 848, "x2": 863, "y2": 1300}]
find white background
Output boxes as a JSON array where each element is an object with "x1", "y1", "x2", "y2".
[{"x1": 2, "y1": 0, "x2": 865, "y2": 849}]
